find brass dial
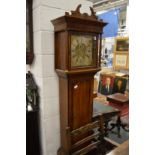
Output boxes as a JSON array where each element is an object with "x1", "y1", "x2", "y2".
[{"x1": 71, "y1": 34, "x2": 95, "y2": 67}]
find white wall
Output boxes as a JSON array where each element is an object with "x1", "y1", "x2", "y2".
[{"x1": 26, "y1": 0, "x2": 92, "y2": 155}]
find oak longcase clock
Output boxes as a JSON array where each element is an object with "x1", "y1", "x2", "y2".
[{"x1": 51, "y1": 4, "x2": 107, "y2": 155}]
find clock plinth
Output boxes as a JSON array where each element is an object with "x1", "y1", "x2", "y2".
[{"x1": 51, "y1": 4, "x2": 107, "y2": 154}]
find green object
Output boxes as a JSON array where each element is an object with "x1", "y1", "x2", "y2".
[{"x1": 93, "y1": 101, "x2": 118, "y2": 114}]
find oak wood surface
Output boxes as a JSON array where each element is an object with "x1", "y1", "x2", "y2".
[
  {"x1": 66, "y1": 115, "x2": 105, "y2": 155},
  {"x1": 52, "y1": 5, "x2": 107, "y2": 155}
]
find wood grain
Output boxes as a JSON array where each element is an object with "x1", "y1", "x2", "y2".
[{"x1": 51, "y1": 5, "x2": 107, "y2": 155}]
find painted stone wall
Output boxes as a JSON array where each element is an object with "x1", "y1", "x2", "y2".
[{"x1": 26, "y1": 0, "x2": 92, "y2": 154}]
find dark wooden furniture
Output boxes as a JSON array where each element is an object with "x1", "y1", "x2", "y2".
[
  {"x1": 107, "y1": 93, "x2": 129, "y2": 137},
  {"x1": 93, "y1": 101, "x2": 120, "y2": 137},
  {"x1": 26, "y1": 71, "x2": 39, "y2": 111},
  {"x1": 26, "y1": 0, "x2": 34, "y2": 64},
  {"x1": 26, "y1": 111, "x2": 41, "y2": 155},
  {"x1": 107, "y1": 140, "x2": 129, "y2": 155},
  {"x1": 107, "y1": 93, "x2": 129, "y2": 105},
  {"x1": 66, "y1": 115, "x2": 105, "y2": 155},
  {"x1": 93, "y1": 101, "x2": 120, "y2": 120},
  {"x1": 51, "y1": 5, "x2": 107, "y2": 155},
  {"x1": 26, "y1": 72, "x2": 41, "y2": 155}
]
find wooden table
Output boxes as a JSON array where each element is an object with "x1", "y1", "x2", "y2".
[
  {"x1": 107, "y1": 140, "x2": 129, "y2": 155},
  {"x1": 107, "y1": 93, "x2": 129, "y2": 105},
  {"x1": 107, "y1": 93, "x2": 129, "y2": 137},
  {"x1": 93, "y1": 101, "x2": 120, "y2": 136},
  {"x1": 93, "y1": 101, "x2": 120, "y2": 119}
]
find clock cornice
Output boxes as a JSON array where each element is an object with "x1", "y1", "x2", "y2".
[{"x1": 51, "y1": 4, "x2": 107, "y2": 33}]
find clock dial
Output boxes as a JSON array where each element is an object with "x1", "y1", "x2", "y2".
[{"x1": 71, "y1": 34, "x2": 95, "y2": 67}]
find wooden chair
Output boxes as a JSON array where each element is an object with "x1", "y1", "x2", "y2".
[{"x1": 66, "y1": 115, "x2": 106, "y2": 155}]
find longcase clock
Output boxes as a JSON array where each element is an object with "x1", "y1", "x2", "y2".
[{"x1": 51, "y1": 5, "x2": 107, "y2": 155}]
